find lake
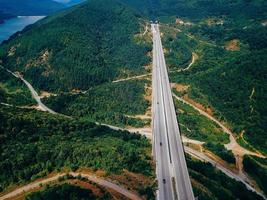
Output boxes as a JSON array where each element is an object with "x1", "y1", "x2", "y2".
[{"x1": 0, "y1": 16, "x2": 45, "y2": 43}]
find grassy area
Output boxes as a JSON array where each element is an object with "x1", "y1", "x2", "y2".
[
  {"x1": 174, "y1": 99, "x2": 235, "y2": 164},
  {"x1": 175, "y1": 99, "x2": 229, "y2": 144}
]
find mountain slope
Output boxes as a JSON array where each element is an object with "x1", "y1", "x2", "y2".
[
  {"x1": 122, "y1": 0, "x2": 267, "y2": 20},
  {"x1": 0, "y1": 11, "x2": 14, "y2": 24},
  {"x1": 0, "y1": 0, "x2": 150, "y2": 92}
]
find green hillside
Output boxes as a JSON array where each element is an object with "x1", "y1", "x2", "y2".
[
  {"x1": 164, "y1": 13, "x2": 267, "y2": 154},
  {"x1": 0, "y1": 11, "x2": 14, "y2": 24},
  {"x1": 0, "y1": 0, "x2": 151, "y2": 92},
  {"x1": 43, "y1": 80, "x2": 150, "y2": 127},
  {"x1": 122, "y1": 0, "x2": 267, "y2": 20}
]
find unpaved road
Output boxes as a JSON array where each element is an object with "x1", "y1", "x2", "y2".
[
  {"x1": 111, "y1": 51, "x2": 197, "y2": 83},
  {"x1": 170, "y1": 52, "x2": 198, "y2": 73},
  {"x1": 0, "y1": 172, "x2": 142, "y2": 200},
  {"x1": 112, "y1": 73, "x2": 151, "y2": 83}
]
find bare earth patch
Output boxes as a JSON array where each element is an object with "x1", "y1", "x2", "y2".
[
  {"x1": 183, "y1": 94, "x2": 214, "y2": 116},
  {"x1": 109, "y1": 169, "x2": 154, "y2": 198},
  {"x1": 225, "y1": 39, "x2": 240, "y2": 51},
  {"x1": 39, "y1": 91, "x2": 57, "y2": 98},
  {"x1": 262, "y1": 20, "x2": 267, "y2": 26},
  {"x1": 8, "y1": 44, "x2": 20, "y2": 57},
  {"x1": 206, "y1": 18, "x2": 224, "y2": 26},
  {"x1": 171, "y1": 83, "x2": 190, "y2": 92}
]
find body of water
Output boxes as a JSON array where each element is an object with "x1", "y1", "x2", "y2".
[{"x1": 0, "y1": 16, "x2": 45, "y2": 43}]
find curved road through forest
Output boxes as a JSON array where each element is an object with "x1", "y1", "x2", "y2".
[
  {"x1": 0, "y1": 66, "x2": 56, "y2": 114},
  {"x1": 0, "y1": 172, "x2": 142, "y2": 200},
  {"x1": 1, "y1": 56, "x2": 266, "y2": 199}
]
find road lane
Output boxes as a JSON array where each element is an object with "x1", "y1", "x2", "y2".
[
  {"x1": 151, "y1": 23, "x2": 194, "y2": 200},
  {"x1": 152, "y1": 24, "x2": 174, "y2": 200}
]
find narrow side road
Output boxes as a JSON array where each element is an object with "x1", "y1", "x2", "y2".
[
  {"x1": 0, "y1": 66, "x2": 56, "y2": 114},
  {"x1": 172, "y1": 93, "x2": 265, "y2": 159},
  {"x1": 185, "y1": 147, "x2": 267, "y2": 200},
  {"x1": 170, "y1": 52, "x2": 198, "y2": 73},
  {"x1": 112, "y1": 73, "x2": 151, "y2": 83}
]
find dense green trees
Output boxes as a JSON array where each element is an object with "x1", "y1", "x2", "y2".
[
  {"x1": 162, "y1": 31, "x2": 194, "y2": 69},
  {"x1": 0, "y1": 0, "x2": 151, "y2": 92},
  {"x1": 243, "y1": 156, "x2": 267, "y2": 195},
  {"x1": 43, "y1": 80, "x2": 150, "y2": 127},
  {"x1": 187, "y1": 156, "x2": 263, "y2": 200},
  {"x1": 0, "y1": 106, "x2": 153, "y2": 192},
  {"x1": 169, "y1": 20, "x2": 267, "y2": 154},
  {"x1": 122, "y1": 0, "x2": 267, "y2": 20},
  {"x1": 26, "y1": 184, "x2": 101, "y2": 200},
  {"x1": 204, "y1": 142, "x2": 235, "y2": 164},
  {"x1": 0, "y1": 67, "x2": 34, "y2": 105}
]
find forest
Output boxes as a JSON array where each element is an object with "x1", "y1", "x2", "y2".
[
  {"x1": 0, "y1": 67, "x2": 34, "y2": 106},
  {"x1": 243, "y1": 156, "x2": 267, "y2": 194},
  {"x1": 0, "y1": 106, "x2": 153, "y2": 192},
  {"x1": 0, "y1": 0, "x2": 266, "y2": 198},
  {"x1": 43, "y1": 80, "x2": 150, "y2": 127},
  {"x1": 187, "y1": 156, "x2": 263, "y2": 200},
  {"x1": 0, "y1": 0, "x2": 151, "y2": 92},
  {"x1": 167, "y1": 18, "x2": 267, "y2": 154},
  {"x1": 121, "y1": 0, "x2": 267, "y2": 20},
  {"x1": 26, "y1": 184, "x2": 102, "y2": 200}
]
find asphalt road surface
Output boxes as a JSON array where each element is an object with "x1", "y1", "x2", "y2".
[
  {"x1": 0, "y1": 65, "x2": 56, "y2": 114},
  {"x1": 151, "y1": 23, "x2": 194, "y2": 200}
]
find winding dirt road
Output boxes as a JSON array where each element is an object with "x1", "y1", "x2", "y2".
[
  {"x1": 170, "y1": 52, "x2": 198, "y2": 73},
  {"x1": 112, "y1": 73, "x2": 151, "y2": 83},
  {"x1": 111, "y1": 51, "x2": 197, "y2": 84},
  {"x1": 0, "y1": 172, "x2": 142, "y2": 200}
]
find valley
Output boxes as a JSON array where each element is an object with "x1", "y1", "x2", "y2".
[{"x1": 0, "y1": 0, "x2": 266, "y2": 199}]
